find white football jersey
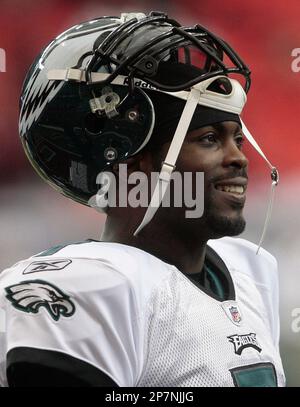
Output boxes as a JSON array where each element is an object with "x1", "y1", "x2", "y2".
[{"x1": 0, "y1": 237, "x2": 285, "y2": 387}]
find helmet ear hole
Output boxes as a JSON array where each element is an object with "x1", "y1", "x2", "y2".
[
  {"x1": 207, "y1": 77, "x2": 232, "y2": 95},
  {"x1": 84, "y1": 112, "x2": 106, "y2": 135}
]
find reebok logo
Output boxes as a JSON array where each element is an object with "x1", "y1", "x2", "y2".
[{"x1": 23, "y1": 259, "x2": 72, "y2": 274}]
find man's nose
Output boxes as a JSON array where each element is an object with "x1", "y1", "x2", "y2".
[{"x1": 222, "y1": 139, "x2": 249, "y2": 169}]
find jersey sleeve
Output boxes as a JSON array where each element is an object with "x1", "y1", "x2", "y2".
[
  {"x1": 258, "y1": 250, "x2": 281, "y2": 351},
  {"x1": 0, "y1": 256, "x2": 143, "y2": 387},
  {"x1": 209, "y1": 237, "x2": 281, "y2": 349},
  {"x1": 239, "y1": 239, "x2": 281, "y2": 350}
]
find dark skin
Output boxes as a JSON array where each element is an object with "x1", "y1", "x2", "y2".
[{"x1": 101, "y1": 120, "x2": 249, "y2": 275}]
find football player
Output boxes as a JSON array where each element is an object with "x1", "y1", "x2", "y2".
[{"x1": 0, "y1": 12, "x2": 285, "y2": 387}]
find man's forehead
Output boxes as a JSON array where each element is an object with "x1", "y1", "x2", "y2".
[
  {"x1": 212, "y1": 121, "x2": 242, "y2": 132},
  {"x1": 188, "y1": 120, "x2": 242, "y2": 135}
]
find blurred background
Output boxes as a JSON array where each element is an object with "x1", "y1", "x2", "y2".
[{"x1": 0, "y1": 0, "x2": 299, "y2": 386}]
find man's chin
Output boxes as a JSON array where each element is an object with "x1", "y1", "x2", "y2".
[{"x1": 206, "y1": 213, "x2": 246, "y2": 238}]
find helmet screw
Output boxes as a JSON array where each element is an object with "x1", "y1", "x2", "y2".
[
  {"x1": 127, "y1": 109, "x2": 139, "y2": 121},
  {"x1": 145, "y1": 61, "x2": 153, "y2": 69},
  {"x1": 104, "y1": 148, "x2": 117, "y2": 161}
]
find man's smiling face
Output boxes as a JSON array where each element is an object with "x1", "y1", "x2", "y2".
[{"x1": 171, "y1": 120, "x2": 249, "y2": 238}]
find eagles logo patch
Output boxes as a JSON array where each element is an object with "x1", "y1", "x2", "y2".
[{"x1": 5, "y1": 280, "x2": 75, "y2": 321}]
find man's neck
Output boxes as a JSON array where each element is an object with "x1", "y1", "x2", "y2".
[{"x1": 101, "y1": 216, "x2": 208, "y2": 275}]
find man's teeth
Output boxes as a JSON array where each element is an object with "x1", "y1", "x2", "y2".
[{"x1": 216, "y1": 185, "x2": 244, "y2": 194}]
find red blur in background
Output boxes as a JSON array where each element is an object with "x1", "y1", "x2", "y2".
[{"x1": 0, "y1": 0, "x2": 300, "y2": 184}]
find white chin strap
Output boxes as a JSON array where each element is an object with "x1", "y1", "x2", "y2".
[
  {"x1": 47, "y1": 69, "x2": 279, "y2": 252},
  {"x1": 241, "y1": 119, "x2": 279, "y2": 254}
]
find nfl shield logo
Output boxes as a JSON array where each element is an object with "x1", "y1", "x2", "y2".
[
  {"x1": 221, "y1": 301, "x2": 243, "y2": 326},
  {"x1": 229, "y1": 306, "x2": 242, "y2": 324}
]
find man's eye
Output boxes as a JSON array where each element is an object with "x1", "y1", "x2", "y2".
[
  {"x1": 199, "y1": 133, "x2": 217, "y2": 144},
  {"x1": 235, "y1": 135, "x2": 245, "y2": 148}
]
